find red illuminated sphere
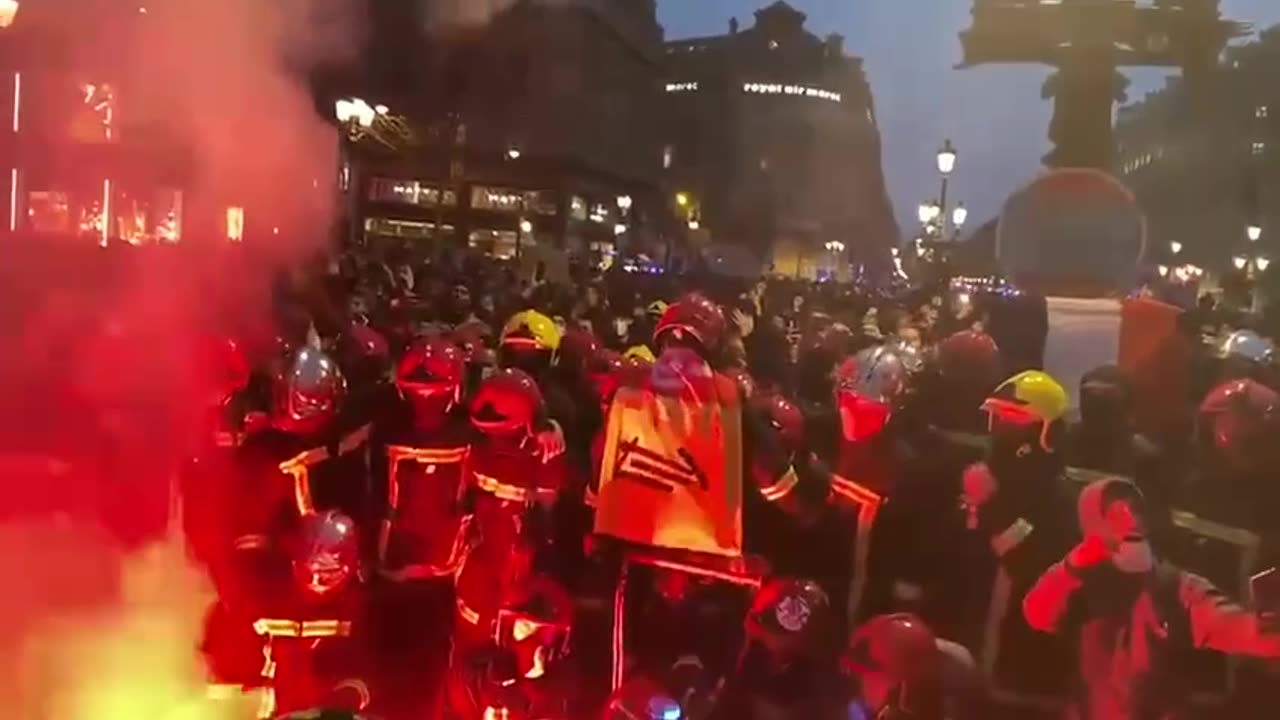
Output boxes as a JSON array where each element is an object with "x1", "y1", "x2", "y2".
[{"x1": 996, "y1": 169, "x2": 1145, "y2": 294}]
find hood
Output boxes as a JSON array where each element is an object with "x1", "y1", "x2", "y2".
[{"x1": 1076, "y1": 476, "x2": 1143, "y2": 539}]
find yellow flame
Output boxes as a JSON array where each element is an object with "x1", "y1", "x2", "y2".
[{"x1": 4, "y1": 521, "x2": 256, "y2": 720}]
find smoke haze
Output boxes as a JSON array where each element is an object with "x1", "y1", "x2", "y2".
[{"x1": 0, "y1": 0, "x2": 364, "y2": 716}]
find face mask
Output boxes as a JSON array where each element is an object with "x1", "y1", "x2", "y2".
[{"x1": 1112, "y1": 538, "x2": 1154, "y2": 574}]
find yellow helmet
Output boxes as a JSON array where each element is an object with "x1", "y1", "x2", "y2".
[
  {"x1": 623, "y1": 345, "x2": 656, "y2": 363},
  {"x1": 982, "y1": 370, "x2": 1069, "y2": 452},
  {"x1": 647, "y1": 300, "x2": 670, "y2": 318},
  {"x1": 501, "y1": 310, "x2": 562, "y2": 354}
]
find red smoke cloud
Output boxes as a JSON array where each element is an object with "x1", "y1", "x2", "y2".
[{"x1": 0, "y1": 0, "x2": 363, "y2": 715}]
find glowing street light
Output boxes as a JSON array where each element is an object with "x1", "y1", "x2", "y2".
[
  {"x1": 675, "y1": 192, "x2": 690, "y2": 208},
  {"x1": 617, "y1": 195, "x2": 633, "y2": 212},
  {"x1": 0, "y1": 1, "x2": 19, "y2": 29},
  {"x1": 1169, "y1": 241, "x2": 1182, "y2": 255},
  {"x1": 688, "y1": 219, "x2": 700, "y2": 230},
  {"x1": 1233, "y1": 255, "x2": 1248, "y2": 270},
  {"x1": 506, "y1": 146, "x2": 522, "y2": 161},
  {"x1": 937, "y1": 139, "x2": 958, "y2": 175},
  {"x1": 1257, "y1": 256, "x2": 1271, "y2": 272},
  {"x1": 334, "y1": 98, "x2": 376, "y2": 128},
  {"x1": 952, "y1": 204, "x2": 968, "y2": 228},
  {"x1": 1157, "y1": 264, "x2": 1169, "y2": 277},
  {"x1": 519, "y1": 218, "x2": 533, "y2": 235},
  {"x1": 1247, "y1": 224, "x2": 1262, "y2": 242},
  {"x1": 614, "y1": 223, "x2": 627, "y2": 236},
  {"x1": 917, "y1": 201, "x2": 941, "y2": 225}
]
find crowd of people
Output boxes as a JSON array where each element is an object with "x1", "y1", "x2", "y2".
[{"x1": 10, "y1": 239, "x2": 1280, "y2": 720}]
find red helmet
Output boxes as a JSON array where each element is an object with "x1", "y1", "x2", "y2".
[
  {"x1": 844, "y1": 613, "x2": 943, "y2": 717},
  {"x1": 345, "y1": 322, "x2": 390, "y2": 362},
  {"x1": 291, "y1": 510, "x2": 359, "y2": 596},
  {"x1": 588, "y1": 348, "x2": 625, "y2": 404},
  {"x1": 937, "y1": 330, "x2": 1002, "y2": 394},
  {"x1": 558, "y1": 328, "x2": 601, "y2": 376},
  {"x1": 754, "y1": 392, "x2": 805, "y2": 455},
  {"x1": 397, "y1": 338, "x2": 464, "y2": 420},
  {"x1": 470, "y1": 368, "x2": 544, "y2": 436},
  {"x1": 1198, "y1": 379, "x2": 1280, "y2": 474},
  {"x1": 274, "y1": 346, "x2": 345, "y2": 434},
  {"x1": 653, "y1": 293, "x2": 726, "y2": 352},
  {"x1": 747, "y1": 578, "x2": 830, "y2": 656}
]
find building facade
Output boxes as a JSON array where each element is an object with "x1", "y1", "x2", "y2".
[
  {"x1": 659, "y1": 1, "x2": 897, "y2": 278},
  {"x1": 347, "y1": 0, "x2": 665, "y2": 267},
  {"x1": 1114, "y1": 25, "x2": 1280, "y2": 272}
]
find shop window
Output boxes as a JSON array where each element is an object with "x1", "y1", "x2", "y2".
[
  {"x1": 113, "y1": 188, "x2": 182, "y2": 244},
  {"x1": 368, "y1": 178, "x2": 455, "y2": 208},
  {"x1": 27, "y1": 190, "x2": 69, "y2": 232},
  {"x1": 569, "y1": 195, "x2": 587, "y2": 222},
  {"x1": 468, "y1": 228, "x2": 519, "y2": 259},
  {"x1": 471, "y1": 186, "x2": 556, "y2": 215},
  {"x1": 364, "y1": 216, "x2": 453, "y2": 240}
]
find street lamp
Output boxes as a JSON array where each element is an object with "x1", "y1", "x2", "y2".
[
  {"x1": 614, "y1": 223, "x2": 627, "y2": 237},
  {"x1": 1257, "y1": 256, "x2": 1272, "y2": 272},
  {"x1": 506, "y1": 146, "x2": 522, "y2": 161},
  {"x1": 937, "y1": 139, "x2": 958, "y2": 175},
  {"x1": 917, "y1": 200, "x2": 941, "y2": 225},
  {"x1": 1247, "y1": 224, "x2": 1262, "y2": 242},
  {"x1": 952, "y1": 204, "x2": 968, "y2": 229},
  {"x1": 334, "y1": 98, "x2": 376, "y2": 128},
  {"x1": 1169, "y1": 241, "x2": 1182, "y2": 255},
  {"x1": 676, "y1": 192, "x2": 690, "y2": 208},
  {"x1": 617, "y1": 195, "x2": 633, "y2": 212},
  {"x1": 1233, "y1": 255, "x2": 1248, "y2": 270},
  {"x1": 1157, "y1": 264, "x2": 1169, "y2": 277},
  {"x1": 688, "y1": 219, "x2": 700, "y2": 230}
]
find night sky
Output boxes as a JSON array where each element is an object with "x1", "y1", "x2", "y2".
[{"x1": 657, "y1": 0, "x2": 1280, "y2": 236}]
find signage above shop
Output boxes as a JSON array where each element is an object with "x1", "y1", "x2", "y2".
[{"x1": 742, "y1": 82, "x2": 841, "y2": 103}]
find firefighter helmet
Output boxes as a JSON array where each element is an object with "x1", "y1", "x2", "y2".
[
  {"x1": 470, "y1": 368, "x2": 544, "y2": 436},
  {"x1": 624, "y1": 344, "x2": 658, "y2": 363},
  {"x1": 937, "y1": 330, "x2": 1002, "y2": 394},
  {"x1": 1198, "y1": 378, "x2": 1280, "y2": 475},
  {"x1": 647, "y1": 300, "x2": 670, "y2": 319},
  {"x1": 558, "y1": 328, "x2": 600, "y2": 375},
  {"x1": 274, "y1": 346, "x2": 345, "y2": 434},
  {"x1": 501, "y1": 310, "x2": 562, "y2": 355},
  {"x1": 292, "y1": 510, "x2": 359, "y2": 596},
  {"x1": 982, "y1": 370, "x2": 1069, "y2": 453},
  {"x1": 836, "y1": 346, "x2": 909, "y2": 406},
  {"x1": 754, "y1": 393, "x2": 805, "y2": 455},
  {"x1": 1217, "y1": 329, "x2": 1275, "y2": 364},
  {"x1": 653, "y1": 293, "x2": 726, "y2": 352},
  {"x1": 747, "y1": 577, "x2": 830, "y2": 656},
  {"x1": 725, "y1": 366, "x2": 757, "y2": 400},
  {"x1": 396, "y1": 338, "x2": 464, "y2": 419},
  {"x1": 844, "y1": 613, "x2": 943, "y2": 719}
]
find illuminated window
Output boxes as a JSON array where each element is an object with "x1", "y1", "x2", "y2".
[
  {"x1": 471, "y1": 186, "x2": 556, "y2": 215},
  {"x1": 363, "y1": 216, "x2": 453, "y2": 240},
  {"x1": 570, "y1": 196, "x2": 587, "y2": 222},
  {"x1": 368, "y1": 178, "x2": 456, "y2": 208},
  {"x1": 1258, "y1": 105, "x2": 1269, "y2": 119},
  {"x1": 70, "y1": 82, "x2": 116, "y2": 143},
  {"x1": 1253, "y1": 141, "x2": 1266, "y2": 156},
  {"x1": 226, "y1": 206, "x2": 244, "y2": 242},
  {"x1": 468, "y1": 228, "x2": 519, "y2": 259},
  {"x1": 27, "y1": 190, "x2": 69, "y2": 232}
]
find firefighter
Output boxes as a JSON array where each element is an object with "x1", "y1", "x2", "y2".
[
  {"x1": 231, "y1": 346, "x2": 369, "y2": 566},
  {"x1": 203, "y1": 511, "x2": 373, "y2": 718},
  {"x1": 454, "y1": 369, "x2": 568, "y2": 652},
  {"x1": 958, "y1": 370, "x2": 1078, "y2": 712},
  {"x1": 724, "y1": 577, "x2": 846, "y2": 720},
  {"x1": 378, "y1": 338, "x2": 472, "y2": 581},
  {"x1": 842, "y1": 614, "x2": 947, "y2": 720},
  {"x1": 442, "y1": 575, "x2": 580, "y2": 720},
  {"x1": 1023, "y1": 477, "x2": 1280, "y2": 719},
  {"x1": 593, "y1": 292, "x2": 831, "y2": 561}
]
